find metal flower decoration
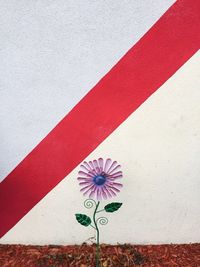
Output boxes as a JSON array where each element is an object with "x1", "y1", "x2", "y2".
[
  {"x1": 75, "y1": 158, "x2": 123, "y2": 267},
  {"x1": 78, "y1": 158, "x2": 123, "y2": 200}
]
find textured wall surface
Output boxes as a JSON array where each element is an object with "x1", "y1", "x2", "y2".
[
  {"x1": 0, "y1": 0, "x2": 175, "y2": 181},
  {"x1": 1, "y1": 1, "x2": 200, "y2": 245}
]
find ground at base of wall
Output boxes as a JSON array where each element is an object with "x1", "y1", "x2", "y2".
[{"x1": 0, "y1": 243, "x2": 199, "y2": 267}]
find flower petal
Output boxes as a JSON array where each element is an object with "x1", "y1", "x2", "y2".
[
  {"x1": 83, "y1": 185, "x2": 96, "y2": 196},
  {"x1": 80, "y1": 164, "x2": 91, "y2": 173},
  {"x1": 106, "y1": 161, "x2": 117, "y2": 174},
  {"x1": 89, "y1": 189, "x2": 96, "y2": 199},
  {"x1": 98, "y1": 158, "x2": 104, "y2": 172},
  {"x1": 93, "y1": 159, "x2": 101, "y2": 174},
  {"x1": 104, "y1": 158, "x2": 112, "y2": 173},
  {"x1": 101, "y1": 187, "x2": 108, "y2": 200},
  {"x1": 89, "y1": 161, "x2": 98, "y2": 175},
  {"x1": 107, "y1": 182, "x2": 123, "y2": 189},
  {"x1": 108, "y1": 175, "x2": 123, "y2": 181},
  {"x1": 112, "y1": 182, "x2": 123, "y2": 188},
  {"x1": 109, "y1": 164, "x2": 121, "y2": 174},
  {"x1": 109, "y1": 171, "x2": 123, "y2": 179},
  {"x1": 104, "y1": 187, "x2": 116, "y2": 197},
  {"x1": 79, "y1": 181, "x2": 92, "y2": 186},
  {"x1": 83, "y1": 161, "x2": 93, "y2": 172},
  {"x1": 77, "y1": 177, "x2": 92, "y2": 181},
  {"x1": 96, "y1": 188, "x2": 102, "y2": 201},
  {"x1": 78, "y1": 170, "x2": 94, "y2": 178},
  {"x1": 106, "y1": 184, "x2": 121, "y2": 193},
  {"x1": 80, "y1": 183, "x2": 94, "y2": 192},
  {"x1": 103, "y1": 187, "x2": 112, "y2": 198}
]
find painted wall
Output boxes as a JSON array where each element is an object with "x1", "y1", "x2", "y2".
[
  {"x1": 0, "y1": 0, "x2": 175, "y2": 182},
  {"x1": 1, "y1": 1, "x2": 200, "y2": 245}
]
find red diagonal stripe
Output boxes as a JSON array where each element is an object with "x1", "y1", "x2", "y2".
[{"x1": 0, "y1": 0, "x2": 200, "y2": 238}]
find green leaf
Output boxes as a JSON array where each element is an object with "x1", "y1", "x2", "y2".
[
  {"x1": 75, "y1": 213, "x2": 91, "y2": 226},
  {"x1": 104, "y1": 202, "x2": 122, "y2": 213}
]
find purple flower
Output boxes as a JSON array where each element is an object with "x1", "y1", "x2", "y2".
[{"x1": 78, "y1": 158, "x2": 123, "y2": 200}]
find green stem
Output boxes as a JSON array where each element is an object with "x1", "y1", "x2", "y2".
[
  {"x1": 90, "y1": 224, "x2": 96, "y2": 230},
  {"x1": 96, "y1": 208, "x2": 105, "y2": 213},
  {"x1": 93, "y1": 201, "x2": 100, "y2": 267}
]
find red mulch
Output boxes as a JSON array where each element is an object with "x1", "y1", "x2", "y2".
[{"x1": 0, "y1": 243, "x2": 200, "y2": 267}]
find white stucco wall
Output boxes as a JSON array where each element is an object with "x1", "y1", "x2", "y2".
[
  {"x1": 1, "y1": 51, "x2": 200, "y2": 245},
  {"x1": 1, "y1": 1, "x2": 200, "y2": 245},
  {"x1": 0, "y1": 0, "x2": 175, "y2": 181}
]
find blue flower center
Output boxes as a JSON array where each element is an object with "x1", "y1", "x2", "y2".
[{"x1": 93, "y1": 174, "x2": 106, "y2": 186}]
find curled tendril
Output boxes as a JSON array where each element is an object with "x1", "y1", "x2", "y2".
[
  {"x1": 96, "y1": 216, "x2": 108, "y2": 226},
  {"x1": 84, "y1": 199, "x2": 97, "y2": 209}
]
